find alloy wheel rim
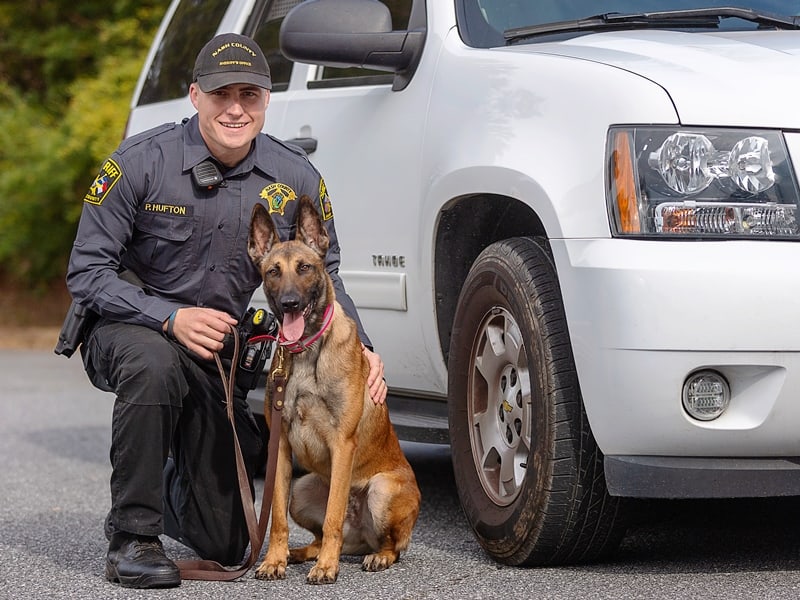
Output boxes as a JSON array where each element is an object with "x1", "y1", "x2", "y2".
[{"x1": 467, "y1": 306, "x2": 532, "y2": 506}]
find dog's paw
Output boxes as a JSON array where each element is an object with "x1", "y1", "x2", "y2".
[
  {"x1": 306, "y1": 562, "x2": 339, "y2": 584},
  {"x1": 254, "y1": 560, "x2": 287, "y2": 581},
  {"x1": 362, "y1": 550, "x2": 398, "y2": 572}
]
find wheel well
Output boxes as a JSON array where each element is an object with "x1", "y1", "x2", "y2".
[{"x1": 434, "y1": 194, "x2": 547, "y2": 365}]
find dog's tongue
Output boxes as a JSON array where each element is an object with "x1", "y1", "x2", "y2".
[{"x1": 281, "y1": 311, "x2": 305, "y2": 342}]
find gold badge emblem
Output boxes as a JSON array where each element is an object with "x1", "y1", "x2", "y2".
[{"x1": 260, "y1": 183, "x2": 297, "y2": 216}]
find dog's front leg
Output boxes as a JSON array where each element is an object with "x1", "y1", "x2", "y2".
[
  {"x1": 306, "y1": 436, "x2": 357, "y2": 584},
  {"x1": 255, "y1": 432, "x2": 293, "y2": 580}
]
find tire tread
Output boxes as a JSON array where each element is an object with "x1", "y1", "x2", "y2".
[{"x1": 448, "y1": 237, "x2": 626, "y2": 567}]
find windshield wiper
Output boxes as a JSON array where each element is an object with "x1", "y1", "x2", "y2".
[{"x1": 505, "y1": 7, "x2": 800, "y2": 44}]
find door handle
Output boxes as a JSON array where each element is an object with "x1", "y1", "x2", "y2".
[{"x1": 285, "y1": 137, "x2": 318, "y2": 155}]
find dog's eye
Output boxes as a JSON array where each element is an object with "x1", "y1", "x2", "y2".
[
  {"x1": 298, "y1": 263, "x2": 311, "y2": 273},
  {"x1": 266, "y1": 266, "x2": 280, "y2": 278}
]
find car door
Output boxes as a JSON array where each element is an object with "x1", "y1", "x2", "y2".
[{"x1": 250, "y1": 0, "x2": 446, "y2": 396}]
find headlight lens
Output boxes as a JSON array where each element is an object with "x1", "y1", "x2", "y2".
[{"x1": 607, "y1": 127, "x2": 800, "y2": 238}]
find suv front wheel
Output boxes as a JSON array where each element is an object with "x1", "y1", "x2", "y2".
[{"x1": 447, "y1": 237, "x2": 625, "y2": 565}]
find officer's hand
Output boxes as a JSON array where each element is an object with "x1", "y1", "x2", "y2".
[
  {"x1": 164, "y1": 307, "x2": 237, "y2": 360},
  {"x1": 362, "y1": 344, "x2": 387, "y2": 405}
]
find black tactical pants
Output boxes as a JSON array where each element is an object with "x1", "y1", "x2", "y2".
[{"x1": 82, "y1": 320, "x2": 265, "y2": 565}]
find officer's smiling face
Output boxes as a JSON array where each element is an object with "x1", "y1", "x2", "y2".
[{"x1": 190, "y1": 82, "x2": 269, "y2": 168}]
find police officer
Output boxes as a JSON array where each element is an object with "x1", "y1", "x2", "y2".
[{"x1": 66, "y1": 33, "x2": 387, "y2": 589}]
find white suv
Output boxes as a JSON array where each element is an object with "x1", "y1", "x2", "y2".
[{"x1": 127, "y1": 0, "x2": 800, "y2": 566}]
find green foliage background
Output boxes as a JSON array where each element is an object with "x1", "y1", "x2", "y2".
[{"x1": 0, "y1": 1, "x2": 167, "y2": 288}]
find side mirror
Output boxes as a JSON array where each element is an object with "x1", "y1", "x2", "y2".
[{"x1": 280, "y1": 0, "x2": 425, "y2": 90}]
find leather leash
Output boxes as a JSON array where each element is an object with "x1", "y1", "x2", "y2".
[{"x1": 175, "y1": 337, "x2": 288, "y2": 581}]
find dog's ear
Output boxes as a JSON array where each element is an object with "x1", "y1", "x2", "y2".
[
  {"x1": 248, "y1": 203, "x2": 280, "y2": 265},
  {"x1": 296, "y1": 195, "x2": 330, "y2": 258}
]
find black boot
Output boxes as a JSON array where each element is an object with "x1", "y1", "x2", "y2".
[{"x1": 105, "y1": 532, "x2": 180, "y2": 588}]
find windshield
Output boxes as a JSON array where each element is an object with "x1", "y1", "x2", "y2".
[{"x1": 457, "y1": 1, "x2": 800, "y2": 47}]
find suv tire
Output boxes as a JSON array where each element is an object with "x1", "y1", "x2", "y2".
[{"x1": 448, "y1": 237, "x2": 625, "y2": 565}]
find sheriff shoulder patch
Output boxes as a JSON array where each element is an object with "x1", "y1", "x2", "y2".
[
  {"x1": 84, "y1": 159, "x2": 122, "y2": 206},
  {"x1": 260, "y1": 183, "x2": 297, "y2": 216},
  {"x1": 319, "y1": 178, "x2": 333, "y2": 220}
]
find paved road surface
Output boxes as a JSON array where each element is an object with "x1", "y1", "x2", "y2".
[{"x1": 3, "y1": 349, "x2": 800, "y2": 599}]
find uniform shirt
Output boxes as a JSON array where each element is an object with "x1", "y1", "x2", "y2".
[{"x1": 67, "y1": 114, "x2": 371, "y2": 347}]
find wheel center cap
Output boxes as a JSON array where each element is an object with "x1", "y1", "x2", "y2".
[{"x1": 497, "y1": 365, "x2": 524, "y2": 447}]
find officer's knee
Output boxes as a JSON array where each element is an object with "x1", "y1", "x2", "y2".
[{"x1": 115, "y1": 336, "x2": 188, "y2": 406}]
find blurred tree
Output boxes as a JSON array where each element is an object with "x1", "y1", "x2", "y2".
[{"x1": 0, "y1": 1, "x2": 167, "y2": 287}]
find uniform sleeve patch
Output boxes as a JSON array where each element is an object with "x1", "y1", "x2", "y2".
[
  {"x1": 84, "y1": 159, "x2": 122, "y2": 206},
  {"x1": 319, "y1": 178, "x2": 333, "y2": 220},
  {"x1": 260, "y1": 183, "x2": 297, "y2": 216}
]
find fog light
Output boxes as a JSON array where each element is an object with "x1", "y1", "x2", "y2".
[{"x1": 683, "y1": 370, "x2": 730, "y2": 421}]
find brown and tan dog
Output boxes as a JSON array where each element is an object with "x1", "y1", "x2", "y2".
[{"x1": 247, "y1": 195, "x2": 420, "y2": 584}]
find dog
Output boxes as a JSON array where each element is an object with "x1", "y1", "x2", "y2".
[{"x1": 247, "y1": 195, "x2": 421, "y2": 584}]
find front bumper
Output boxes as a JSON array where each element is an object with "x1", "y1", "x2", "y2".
[
  {"x1": 553, "y1": 239, "x2": 800, "y2": 460},
  {"x1": 605, "y1": 455, "x2": 800, "y2": 498}
]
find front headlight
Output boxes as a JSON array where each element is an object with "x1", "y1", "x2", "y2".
[{"x1": 607, "y1": 127, "x2": 800, "y2": 238}]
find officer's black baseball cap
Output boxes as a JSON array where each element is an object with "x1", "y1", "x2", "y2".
[{"x1": 193, "y1": 33, "x2": 272, "y2": 92}]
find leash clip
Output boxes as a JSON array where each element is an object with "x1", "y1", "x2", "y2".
[{"x1": 270, "y1": 346, "x2": 287, "y2": 380}]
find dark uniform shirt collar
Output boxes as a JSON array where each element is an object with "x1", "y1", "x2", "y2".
[{"x1": 182, "y1": 114, "x2": 280, "y2": 180}]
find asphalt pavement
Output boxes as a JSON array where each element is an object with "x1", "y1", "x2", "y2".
[{"x1": 4, "y1": 349, "x2": 800, "y2": 599}]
